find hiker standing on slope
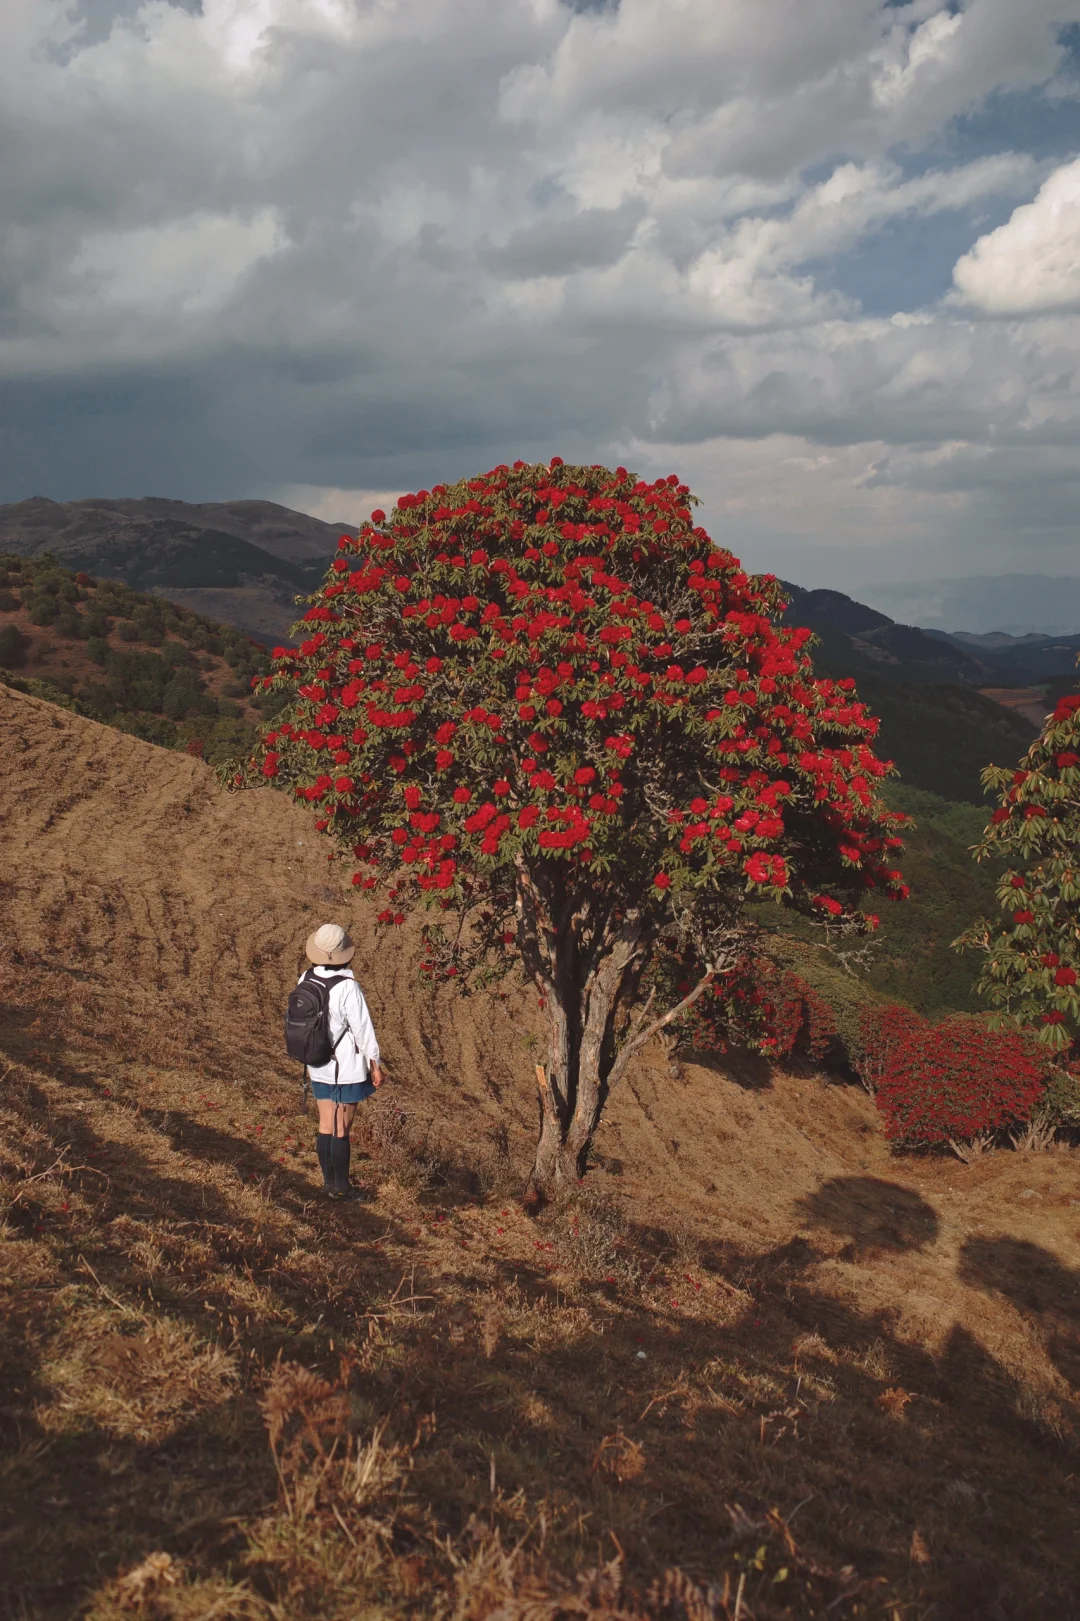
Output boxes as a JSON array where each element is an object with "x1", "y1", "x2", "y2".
[{"x1": 291, "y1": 923, "x2": 383, "y2": 1202}]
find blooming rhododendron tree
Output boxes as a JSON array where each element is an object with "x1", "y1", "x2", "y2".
[
  {"x1": 247, "y1": 461, "x2": 906, "y2": 1199},
  {"x1": 959, "y1": 681, "x2": 1080, "y2": 1059}
]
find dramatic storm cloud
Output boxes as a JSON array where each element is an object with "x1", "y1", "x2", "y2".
[{"x1": 2, "y1": 0, "x2": 1080, "y2": 588}]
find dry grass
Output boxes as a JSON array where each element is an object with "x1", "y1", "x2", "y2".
[
  {"x1": 2, "y1": 687, "x2": 1079, "y2": 1620},
  {"x1": 2, "y1": 1034, "x2": 1078, "y2": 1621}
]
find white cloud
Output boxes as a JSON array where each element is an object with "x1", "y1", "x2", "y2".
[
  {"x1": 953, "y1": 157, "x2": 1080, "y2": 314},
  {"x1": 277, "y1": 483, "x2": 404, "y2": 526},
  {"x1": 70, "y1": 210, "x2": 283, "y2": 315}
]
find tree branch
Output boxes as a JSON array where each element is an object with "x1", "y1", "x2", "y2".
[{"x1": 606, "y1": 967, "x2": 717, "y2": 1091}]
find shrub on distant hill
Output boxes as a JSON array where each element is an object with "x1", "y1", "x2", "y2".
[
  {"x1": 957, "y1": 678, "x2": 1080, "y2": 1063},
  {"x1": 0, "y1": 622, "x2": 29, "y2": 668},
  {"x1": 246, "y1": 459, "x2": 906, "y2": 1199}
]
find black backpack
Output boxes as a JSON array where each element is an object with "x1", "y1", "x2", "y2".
[{"x1": 285, "y1": 969, "x2": 349, "y2": 1069}]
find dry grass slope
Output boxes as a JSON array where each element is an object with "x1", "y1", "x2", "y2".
[{"x1": 1, "y1": 686, "x2": 1079, "y2": 1620}]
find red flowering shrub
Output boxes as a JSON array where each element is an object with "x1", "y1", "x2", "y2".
[
  {"x1": 246, "y1": 460, "x2": 905, "y2": 1197},
  {"x1": 858, "y1": 1005, "x2": 1046, "y2": 1148},
  {"x1": 957, "y1": 676, "x2": 1080, "y2": 1060},
  {"x1": 675, "y1": 954, "x2": 838, "y2": 1061}
]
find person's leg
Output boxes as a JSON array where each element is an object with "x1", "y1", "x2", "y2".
[
  {"x1": 315, "y1": 1098, "x2": 336, "y2": 1190},
  {"x1": 329, "y1": 1102, "x2": 359, "y2": 1195}
]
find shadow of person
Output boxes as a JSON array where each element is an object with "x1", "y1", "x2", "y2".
[
  {"x1": 958, "y1": 1235, "x2": 1080, "y2": 1391},
  {"x1": 794, "y1": 1175, "x2": 940, "y2": 1257}
]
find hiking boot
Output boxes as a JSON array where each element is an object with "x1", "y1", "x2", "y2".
[{"x1": 328, "y1": 1185, "x2": 367, "y2": 1202}]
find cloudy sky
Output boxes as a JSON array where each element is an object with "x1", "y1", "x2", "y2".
[{"x1": 2, "y1": 0, "x2": 1080, "y2": 592}]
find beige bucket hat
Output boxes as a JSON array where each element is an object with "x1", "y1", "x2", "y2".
[{"x1": 305, "y1": 922, "x2": 356, "y2": 966}]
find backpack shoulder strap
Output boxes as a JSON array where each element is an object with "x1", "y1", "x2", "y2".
[{"x1": 320, "y1": 974, "x2": 352, "y2": 1051}]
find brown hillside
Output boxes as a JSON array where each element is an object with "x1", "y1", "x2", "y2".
[{"x1": 1, "y1": 686, "x2": 1079, "y2": 1620}]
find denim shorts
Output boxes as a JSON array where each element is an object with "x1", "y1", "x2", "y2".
[{"x1": 310, "y1": 1079, "x2": 376, "y2": 1104}]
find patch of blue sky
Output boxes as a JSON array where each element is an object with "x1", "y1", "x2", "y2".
[
  {"x1": 52, "y1": 0, "x2": 201, "y2": 60},
  {"x1": 800, "y1": 199, "x2": 1024, "y2": 316},
  {"x1": 898, "y1": 95, "x2": 1079, "y2": 175}
]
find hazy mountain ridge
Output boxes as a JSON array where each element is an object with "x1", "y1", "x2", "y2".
[
  {"x1": 0, "y1": 502, "x2": 1073, "y2": 788},
  {"x1": 0, "y1": 496, "x2": 355, "y2": 640},
  {"x1": 0, "y1": 495, "x2": 350, "y2": 562},
  {"x1": 780, "y1": 583, "x2": 994, "y2": 685},
  {"x1": 937, "y1": 629, "x2": 1080, "y2": 683},
  {"x1": 861, "y1": 574, "x2": 1080, "y2": 637},
  {"x1": 785, "y1": 582, "x2": 1080, "y2": 687}
]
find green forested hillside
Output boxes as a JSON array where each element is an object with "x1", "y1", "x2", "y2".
[
  {"x1": 841, "y1": 670, "x2": 1035, "y2": 805},
  {"x1": 754, "y1": 782, "x2": 1000, "y2": 1021},
  {"x1": 0, "y1": 553, "x2": 286, "y2": 764},
  {"x1": 864, "y1": 783, "x2": 1000, "y2": 1014}
]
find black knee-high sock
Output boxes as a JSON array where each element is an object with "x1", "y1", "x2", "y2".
[
  {"x1": 329, "y1": 1132, "x2": 351, "y2": 1192},
  {"x1": 316, "y1": 1132, "x2": 334, "y2": 1188}
]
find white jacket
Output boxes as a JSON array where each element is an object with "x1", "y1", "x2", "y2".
[{"x1": 299, "y1": 965, "x2": 381, "y2": 1086}]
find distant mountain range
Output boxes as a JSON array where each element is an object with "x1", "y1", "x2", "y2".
[
  {"x1": 0, "y1": 497, "x2": 352, "y2": 640},
  {"x1": 782, "y1": 582, "x2": 1080, "y2": 688},
  {"x1": 858, "y1": 575, "x2": 1080, "y2": 638},
  {"x1": 1, "y1": 496, "x2": 1077, "y2": 700}
]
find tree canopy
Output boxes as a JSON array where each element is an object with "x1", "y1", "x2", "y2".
[
  {"x1": 960, "y1": 681, "x2": 1080, "y2": 1061},
  {"x1": 249, "y1": 460, "x2": 907, "y2": 1196}
]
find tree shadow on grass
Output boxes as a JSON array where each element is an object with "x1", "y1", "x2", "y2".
[
  {"x1": 958, "y1": 1235, "x2": 1080, "y2": 1390},
  {"x1": 794, "y1": 1174, "x2": 940, "y2": 1258},
  {"x1": 680, "y1": 1043, "x2": 774, "y2": 1091}
]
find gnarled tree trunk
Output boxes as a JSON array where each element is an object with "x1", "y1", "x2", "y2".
[
  {"x1": 516, "y1": 856, "x2": 719, "y2": 1203},
  {"x1": 530, "y1": 912, "x2": 643, "y2": 1200}
]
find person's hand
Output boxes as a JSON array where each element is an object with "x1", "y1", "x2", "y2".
[{"x1": 370, "y1": 1063, "x2": 384, "y2": 1088}]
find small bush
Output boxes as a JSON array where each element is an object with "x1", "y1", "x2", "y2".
[
  {"x1": 254, "y1": 687, "x2": 290, "y2": 720},
  {"x1": 1041, "y1": 1064, "x2": 1080, "y2": 1130},
  {"x1": 0, "y1": 623, "x2": 29, "y2": 668},
  {"x1": 133, "y1": 612, "x2": 164, "y2": 646},
  {"x1": 860, "y1": 1005, "x2": 1047, "y2": 1149},
  {"x1": 111, "y1": 712, "x2": 181, "y2": 748},
  {"x1": 116, "y1": 620, "x2": 139, "y2": 642},
  {"x1": 79, "y1": 681, "x2": 117, "y2": 718},
  {"x1": 27, "y1": 594, "x2": 58, "y2": 626}
]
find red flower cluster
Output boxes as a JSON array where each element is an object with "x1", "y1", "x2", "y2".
[
  {"x1": 858, "y1": 1005, "x2": 1046, "y2": 1146},
  {"x1": 678, "y1": 957, "x2": 838, "y2": 1061},
  {"x1": 249, "y1": 460, "x2": 903, "y2": 997}
]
